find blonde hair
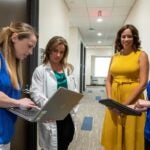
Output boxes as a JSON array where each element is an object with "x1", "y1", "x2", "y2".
[{"x1": 0, "y1": 22, "x2": 38, "y2": 89}]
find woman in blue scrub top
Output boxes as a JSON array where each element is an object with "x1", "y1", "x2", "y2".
[{"x1": 0, "y1": 22, "x2": 38, "y2": 150}]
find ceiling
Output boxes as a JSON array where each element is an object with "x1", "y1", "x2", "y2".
[{"x1": 64, "y1": 0, "x2": 136, "y2": 47}]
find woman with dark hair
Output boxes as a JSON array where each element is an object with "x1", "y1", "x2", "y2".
[
  {"x1": 0, "y1": 22, "x2": 38, "y2": 150},
  {"x1": 30, "y1": 36, "x2": 77, "y2": 150},
  {"x1": 101, "y1": 24, "x2": 149, "y2": 150}
]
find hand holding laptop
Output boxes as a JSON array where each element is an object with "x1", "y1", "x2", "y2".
[
  {"x1": 16, "y1": 98, "x2": 39, "y2": 110},
  {"x1": 8, "y1": 88, "x2": 83, "y2": 122}
]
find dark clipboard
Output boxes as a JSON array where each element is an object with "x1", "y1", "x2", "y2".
[{"x1": 99, "y1": 98, "x2": 142, "y2": 116}]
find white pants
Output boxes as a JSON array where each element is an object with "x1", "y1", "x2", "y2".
[{"x1": 0, "y1": 143, "x2": 10, "y2": 150}]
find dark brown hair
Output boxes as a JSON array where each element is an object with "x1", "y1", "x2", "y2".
[{"x1": 114, "y1": 24, "x2": 141, "y2": 53}]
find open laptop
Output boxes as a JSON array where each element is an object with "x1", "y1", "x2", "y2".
[
  {"x1": 8, "y1": 88, "x2": 83, "y2": 122},
  {"x1": 99, "y1": 98, "x2": 141, "y2": 116}
]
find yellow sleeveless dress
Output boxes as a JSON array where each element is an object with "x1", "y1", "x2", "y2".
[{"x1": 101, "y1": 50, "x2": 145, "y2": 150}]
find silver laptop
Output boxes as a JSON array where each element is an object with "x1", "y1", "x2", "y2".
[{"x1": 8, "y1": 88, "x2": 83, "y2": 122}]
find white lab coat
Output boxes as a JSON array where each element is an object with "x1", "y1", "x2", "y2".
[{"x1": 30, "y1": 63, "x2": 78, "y2": 150}]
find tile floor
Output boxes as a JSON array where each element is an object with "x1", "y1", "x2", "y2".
[{"x1": 68, "y1": 86, "x2": 107, "y2": 150}]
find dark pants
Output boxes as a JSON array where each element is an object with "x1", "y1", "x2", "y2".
[
  {"x1": 145, "y1": 138, "x2": 150, "y2": 150},
  {"x1": 56, "y1": 114, "x2": 75, "y2": 150}
]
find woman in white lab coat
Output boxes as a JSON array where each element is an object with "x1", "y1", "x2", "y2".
[{"x1": 30, "y1": 36, "x2": 78, "y2": 150}]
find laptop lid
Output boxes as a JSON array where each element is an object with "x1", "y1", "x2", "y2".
[{"x1": 8, "y1": 87, "x2": 83, "y2": 122}]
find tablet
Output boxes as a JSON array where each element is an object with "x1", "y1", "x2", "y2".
[{"x1": 99, "y1": 98, "x2": 141, "y2": 116}]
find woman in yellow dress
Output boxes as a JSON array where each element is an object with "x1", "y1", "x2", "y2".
[{"x1": 101, "y1": 24, "x2": 149, "y2": 150}]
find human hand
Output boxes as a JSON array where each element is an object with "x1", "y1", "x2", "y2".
[
  {"x1": 18, "y1": 98, "x2": 39, "y2": 110},
  {"x1": 134, "y1": 99, "x2": 148, "y2": 112},
  {"x1": 127, "y1": 104, "x2": 146, "y2": 112}
]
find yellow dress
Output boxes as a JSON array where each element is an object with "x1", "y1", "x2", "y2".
[{"x1": 101, "y1": 50, "x2": 146, "y2": 150}]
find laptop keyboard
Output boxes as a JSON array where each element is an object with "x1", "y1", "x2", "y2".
[{"x1": 9, "y1": 107, "x2": 40, "y2": 117}]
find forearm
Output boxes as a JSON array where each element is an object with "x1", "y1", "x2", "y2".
[{"x1": 0, "y1": 91, "x2": 19, "y2": 108}]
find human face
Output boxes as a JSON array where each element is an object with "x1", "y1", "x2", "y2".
[
  {"x1": 12, "y1": 33, "x2": 37, "y2": 60},
  {"x1": 49, "y1": 44, "x2": 65, "y2": 64},
  {"x1": 121, "y1": 28, "x2": 133, "y2": 50}
]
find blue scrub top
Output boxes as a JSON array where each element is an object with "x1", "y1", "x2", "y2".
[
  {"x1": 0, "y1": 52, "x2": 21, "y2": 144},
  {"x1": 145, "y1": 81, "x2": 150, "y2": 141}
]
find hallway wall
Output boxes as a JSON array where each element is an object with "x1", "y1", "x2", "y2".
[
  {"x1": 39, "y1": 0, "x2": 70, "y2": 49},
  {"x1": 39, "y1": 0, "x2": 83, "y2": 89},
  {"x1": 68, "y1": 27, "x2": 84, "y2": 84},
  {"x1": 125, "y1": 0, "x2": 150, "y2": 57}
]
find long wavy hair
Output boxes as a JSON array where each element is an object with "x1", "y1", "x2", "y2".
[
  {"x1": 0, "y1": 22, "x2": 38, "y2": 89},
  {"x1": 114, "y1": 24, "x2": 141, "y2": 53}
]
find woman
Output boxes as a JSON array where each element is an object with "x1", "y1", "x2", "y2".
[
  {"x1": 0, "y1": 22, "x2": 38, "y2": 150},
  {"x1": 101, "y1": 24, "x2": 149, "y2": 150},
  {"x1": 30, "y1": 36, "x2": 77, "y2": 150}
]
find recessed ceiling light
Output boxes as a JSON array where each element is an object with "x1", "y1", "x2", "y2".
[
  {"x1": 97, "y1": 41, "x2": 102, "y2": 44},
  {"x1": 97, "y1": 18, "x2": 103, "y2": 22},
  {"x1": 97, "y1": 32, "x2": 102, "y2": 36}
]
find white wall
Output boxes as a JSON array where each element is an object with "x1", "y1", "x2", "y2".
[
  {"x1": 39, "y1": 0, "x2": 70, "y2": 49},
  {"x1": 68, "y1": 27, "x2": 83, "y2": 84},
  {"x1": 125, "y1": 0, "x2": 150, "y2": 58},
  {"x1": 39, "y1": 0, "x2": 84, "y2": 89}
]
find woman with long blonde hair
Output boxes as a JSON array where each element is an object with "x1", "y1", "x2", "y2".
[{"x1": 0, "y1": 22, "x2": 38, "y2": 150}]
